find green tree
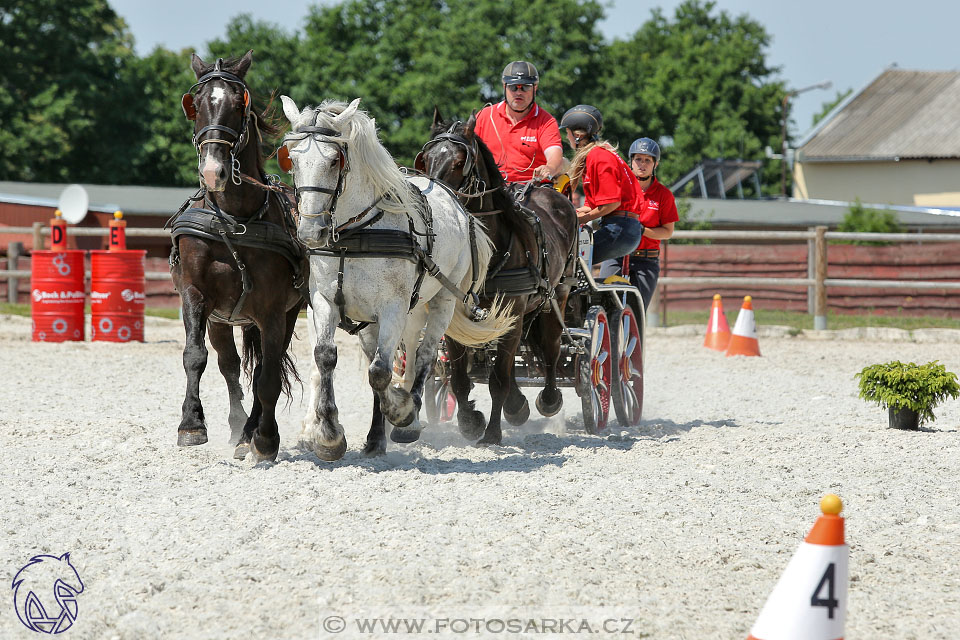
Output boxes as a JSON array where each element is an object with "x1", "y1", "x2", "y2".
[
  {"x1": 0, "y1": 0, "x2": 139, "y2": 182},
  {"x1": 293, "y1": 0, "x2": 605, "y2": 164},
  {"x1": 836, "y1": 198, "x2": 903, "y2": 245},
  {"x1": 594, "y1": 0, "x2": 784, "y2": 195},
  {"x1": 812, "y1": 88, "x2": 852, "y2": 127}
]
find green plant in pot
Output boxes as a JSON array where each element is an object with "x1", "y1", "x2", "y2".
[{"x1": 855, "y1": 360, "x2": 960, "y2": 430}]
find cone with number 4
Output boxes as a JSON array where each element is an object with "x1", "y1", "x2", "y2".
[
  {"x1": 746, "y1": 494, "x2": 848, "y2": 640},
  {"x1": 703, "y1": 294, "x2": 731, "y2": 351},
  {"x1": 726, "y1": 295, "x2": 761, "y2": 357}
]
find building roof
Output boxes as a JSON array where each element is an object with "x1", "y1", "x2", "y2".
[
  {"x1": 0, "y1": 181, "x2": 195, "y2": 217},
  {"x1": 797, "y1": 69, "x2": 960, "y2": 162}
]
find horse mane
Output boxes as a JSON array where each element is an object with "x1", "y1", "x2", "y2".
[{"x1": 301, "y1": 100, "x2": 417, "y2": 216}]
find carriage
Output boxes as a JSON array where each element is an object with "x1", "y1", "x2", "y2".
[{"x1": 421, "y1": 225, "x2": 646, "y2": 435}]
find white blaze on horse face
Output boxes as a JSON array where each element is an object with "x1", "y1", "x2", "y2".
[
  {"x1": 200, "y1": 147, "x2": 226, "y2": 191},
  {"x1": 210, "y1": 86, "x2": 226, "y2": 105}
]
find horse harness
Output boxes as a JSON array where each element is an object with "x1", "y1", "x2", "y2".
[{"x1": 286, "y1": 122, "x2": 484, "y2": 335}]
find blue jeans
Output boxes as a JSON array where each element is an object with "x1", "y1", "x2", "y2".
[{"x1": 591, "y1": 216, "x2": 644, "y2": 264}]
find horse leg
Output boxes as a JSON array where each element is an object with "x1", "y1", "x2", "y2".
[
  {"x1": 207, "y1": 322, "x2": 248, "y2": 444},
  {"x1": 478, "y1": 322, "x2": 523, "y2": 446},
  {"x1": 233, "y1": 327, "x2": 263, "y2": 459},
  {"x1": 535, "y1": 311, "x2": 565, "y2": 417},
  {"x1": 392, "y1": 296, "x2": 455, "y2": 443},
  {"x1": 299, "y1": 297, "x2": 347, "y2": 462},
  {"x1": 356, "y1": 325, "x2": 387, "y2": 456},
  {"x1": 247, "y1": 314, "x2": 288, "y2": 462},
  {"x1": 367, "y1": 304, "x2": 416, "y2": 434},
  {"x1": 447, "y1": 339, "x2": 484, "y2": 439},
  {"x1": 299, "y1": 306, "x2": 322, "y2": 442},
  {"x1": 177, "y1": 286, "x2": 210, "y2": 446}
]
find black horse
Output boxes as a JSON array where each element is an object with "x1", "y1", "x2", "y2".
[
  {"x1": 168, "y1": 51, "x2": 306, "y2": 461},
  {"x1": 416, "y1": 109, "x2": 578, "y2": 445}
]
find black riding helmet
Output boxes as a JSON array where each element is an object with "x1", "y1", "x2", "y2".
[
  {"x1": 501, "y1": 61, "x2": 539, "y2": 86},
  {"x1": 560, "y1": 104, "x2": 603, "y2": 141}
]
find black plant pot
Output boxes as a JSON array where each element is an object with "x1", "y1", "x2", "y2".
[{"x1": 888, "y1": 406, "x2": 920, "y2": 430}]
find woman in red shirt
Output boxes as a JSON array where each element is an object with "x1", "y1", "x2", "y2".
[{"x1": 560, "y1": 105, "x2": 644, "y2": 264}]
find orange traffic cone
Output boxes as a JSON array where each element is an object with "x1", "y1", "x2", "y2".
[
  {"x1": 726, "y1": 296, "x2": 761, "y2": 357},
  {"x1": 746, "y1": 494, "x2": 848, "y2": 640},
  {"x1": 703, "y1": 294, "x2": 731, "y2": 351}
]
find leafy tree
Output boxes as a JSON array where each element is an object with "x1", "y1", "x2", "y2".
[
  {"x1": 293, "y1": 0, "x2": 605, "y2": 165},
  {"x1": 812, "y1": 88, "x2": 852, "y2": 127},
  {"x1": 594, "y1": 0, "x2": 784, "y2": 195},
  {"x1": 0, "y1": 0, "x2": 139, "y2": 182}
]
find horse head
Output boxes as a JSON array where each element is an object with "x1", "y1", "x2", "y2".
[
  {"x1": 184, "y1": 51, "x2": 254, "y2": 192},
  {"x1": 280, "y1": 96, "x2": 361, "y2": 248},
  {"x1": 416, "y1": 107, "x2": 481, "y2": 191}
]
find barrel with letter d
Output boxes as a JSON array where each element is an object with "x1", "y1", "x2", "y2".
[
  {"x1": 90, "y1": 250, "x2": 146, "y2": 342},
  {"x1": 31, "y1": 250, "x2": 86, "y2": 342}
]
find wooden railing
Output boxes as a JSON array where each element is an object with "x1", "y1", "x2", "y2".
[{"x1": 3, "y1": 224, "x2": 960, "y2": 329}]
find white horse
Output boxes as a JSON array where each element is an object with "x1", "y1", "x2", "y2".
[{"x1": 280, "y1": 97, "x2": 513, "y2": 460}]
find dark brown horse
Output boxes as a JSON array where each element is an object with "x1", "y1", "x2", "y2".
[
  {"x1": 416, "y1": 110, "x2": 578, "y2": 445},
  {"x1": 169, "y1": 51, "x2": 306, "y2": 461}
]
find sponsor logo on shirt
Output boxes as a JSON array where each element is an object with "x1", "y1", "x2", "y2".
[{"x1": 520, "y1": 135, "x2": 537, "y2": 143}]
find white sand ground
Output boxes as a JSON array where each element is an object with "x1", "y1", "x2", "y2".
[{"x1": 1, "y1": 314, "x2": 959, "y2": 639}]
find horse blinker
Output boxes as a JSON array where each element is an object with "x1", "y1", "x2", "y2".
[
  {"x1": 277, "y1": 145, "x2": 292, "y2": 172},
  {"x1": 182, "y1": 94, "x2": 197, "y2": 121}
]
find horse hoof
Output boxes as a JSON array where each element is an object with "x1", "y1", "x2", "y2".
[
  {"x1": 177, "y1": 428, "x2": 208, "y2": 447},
  {"x1": 390, "y1": 426, "x2": 421, "y2": 444},
  {"x1": 250, "y1": 435, "x2": 279, "y2": 462},
  {"x1": 314, "y1": 438, "x2": 347, "y2": 462},
  {"x1": 475, "y1": 433, "x2": 502, "y2": 447},
  {"x1": 458, "y1": 410, "x2": 486, "y2": 440},
  {"x1": 503, "y1": 397, "x2": 530, "y2": 426},
  {"x1": 362, "y1": 439, "x2": 387, "y2": 457},
  {"x1": 536, "y1": 390, "x2": 563, "y2": 417},
  {"x1": 233, "y1": 440, "x2": 250, "y2": 459}
]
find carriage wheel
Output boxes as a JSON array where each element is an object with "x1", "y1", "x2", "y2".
[
  {"x1": 579, "y1": 306, "x2": 613, "y2": 435},
  {"x1": 610, "y1": 307, "x2": 643, "y2": 426},
  {"x1": 424, "y1": 339, "x2": 456, "y2": 423}
]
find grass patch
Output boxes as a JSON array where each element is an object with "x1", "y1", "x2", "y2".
[
  {"x1": 0, "y1": 303, "x2": 180, "y2": 319},
  {"x1": 659, "y1": 309, "x2": 960, "y2": 331}
]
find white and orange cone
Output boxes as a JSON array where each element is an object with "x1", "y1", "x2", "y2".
[
  {"x1": 726, "y1": 295, "x2": 761, "y2": 357},
  {"x1": 703, "y1": 294, "x2": 731, "y2": 351},
  {"x1": 746, "y1": 494, "x2": 848, "y2": 640}
]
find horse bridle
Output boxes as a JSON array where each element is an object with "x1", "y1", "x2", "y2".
[
  {"x1": 280, "y1": 114, "x2": 351, "y2": 238},
  {"x1": 419, "y1": 123, "x2": 479, "y2": 191},
  {"x1": 181, "y1": 58, "x2": 253, "y2": 186}
]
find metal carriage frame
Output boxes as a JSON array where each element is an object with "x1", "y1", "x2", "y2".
[{"x1": 422, "y1": 226, "x2": 646, "y2": 434}]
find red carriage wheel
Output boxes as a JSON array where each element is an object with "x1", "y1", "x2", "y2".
[
  {"x1": 610, "y1": 307, "x2": 643, "y2": 426},
  {"x1": 579, "y1": 306, "x2": 613, "y2": 435}
]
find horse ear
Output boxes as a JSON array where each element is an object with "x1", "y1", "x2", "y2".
[
  {"x1": 280, "y1": 95, "x2": 301, "y2": 126},
  {"x1": 335, "y1": 98, "x2": 361, "y2": 125},
  {"x1": 191, "y1": 53, "x2": 206, "y2": 79},
  {"x1": 465, "y1": 112, "x2": 477, "y2": 139},
  {"x1": 234, "y1": 50, "x2": 254, "y2": 78},
  {"x1": 432, "y1": 106, "x2": 444, "y2": 129}
]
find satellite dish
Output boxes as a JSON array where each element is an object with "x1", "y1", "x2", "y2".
[{"x1": 58, "y1": 184, "x2": 89, "y2": 224}]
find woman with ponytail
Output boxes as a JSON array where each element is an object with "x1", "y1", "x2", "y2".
[{"x1": 560, "y1": 105, "x2": 645, "y2": 265}]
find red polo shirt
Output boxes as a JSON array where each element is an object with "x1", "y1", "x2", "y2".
[
  {"x1": 474, "y1": 101, "x2": 562, "y2": 182},
  {"x1": 582, "y1": 146, "x2": 644, "y2": 214},
  {"x1": 635, "y1": 178, "x2": 679, "y2": 251}
]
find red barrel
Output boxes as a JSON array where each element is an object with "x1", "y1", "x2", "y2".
[
  {"x1": 31, "y1": 250, "x2": 86, "y2": 342},
  {"x1": 90, "y1": 250, "x2": 146, "y2": 342}
]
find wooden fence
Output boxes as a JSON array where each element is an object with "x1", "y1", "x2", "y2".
[{"x1": 3, "y1": 225, "x2": 960, "y2": 329}]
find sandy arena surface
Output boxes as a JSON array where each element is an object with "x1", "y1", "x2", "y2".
[{"x1": 1, "y1": 313, "x2": 959, "y2": 639}]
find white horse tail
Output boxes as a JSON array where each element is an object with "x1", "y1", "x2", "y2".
[{"x1": 444, "y1": 221, "x2": 515, "y2": 347}]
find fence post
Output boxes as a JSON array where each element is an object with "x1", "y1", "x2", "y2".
[
  {"x1": 8, "y1": 241, "x2": 23, "y2": 303},
  {"x1": 807, "y1": 227, "x2": 815, "y2": 315},
  {"x1": 814, "y1": 225, "x2": 828, "y2": 330},
  {"x1": 32, "y1": 221, "x2": 44, "y2": 251}
]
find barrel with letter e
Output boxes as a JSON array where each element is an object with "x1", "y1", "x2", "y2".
[{"x1": 90, "y1": 250, "x2": 146, "y2": 342}]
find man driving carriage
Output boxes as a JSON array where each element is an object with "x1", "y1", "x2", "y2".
[{"x1": 474, "y1": 60, "x2": 564, "y2": 183}]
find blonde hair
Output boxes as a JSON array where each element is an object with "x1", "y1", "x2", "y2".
[{"x1": 567, "y1": 131, "x2": 619, "y2": 189}]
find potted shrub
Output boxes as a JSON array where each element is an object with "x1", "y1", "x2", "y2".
[{"x1": 855, "y1": 360, "x2": 960, "y2": 430}]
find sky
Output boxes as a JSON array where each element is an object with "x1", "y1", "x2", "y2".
[{"x1": 109, "y1": 0, "x2": 960, "y2": 138}]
